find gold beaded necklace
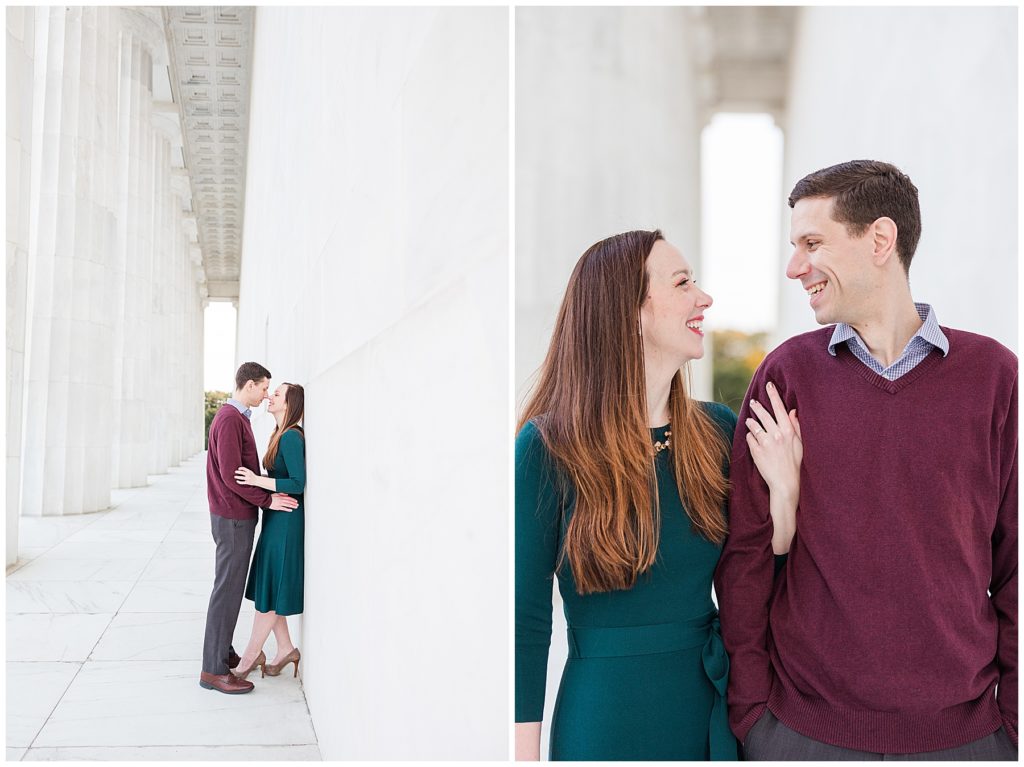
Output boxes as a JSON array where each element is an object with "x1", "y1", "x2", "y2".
[{"x1": 653, "y1": 428, "x2": 672, "y2": 454}]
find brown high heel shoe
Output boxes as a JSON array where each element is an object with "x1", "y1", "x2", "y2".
[
  {"x1": 264, "y1": 648, "x2": 301, "y2": 678},
  {"x1": 230, "y1": 650, "x2": 266, "y2": 680}
]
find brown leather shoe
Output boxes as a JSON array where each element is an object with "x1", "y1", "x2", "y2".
[
  {"x1": 231, "y1": 650, "x2": 266, "y2": 680},
  {"x1": 199, "y1": 671, "x2": 254, "y2": 694},
  {"x1": 264, "y1": 648, "x2": 301, "y2": 678}
]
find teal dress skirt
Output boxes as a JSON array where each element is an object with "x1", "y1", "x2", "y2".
[
  {"x1": 515, "y1": 402, "x2": 741, "y2": 761},
  {"x1": 245, "y1": 428, "x2": 305, "y2": 615}
]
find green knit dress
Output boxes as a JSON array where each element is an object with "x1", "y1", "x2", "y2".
[
  {"x1": 245, "y1": 428, "x2": 305, "y2": 615},
  {"x1": 516, "y1": 402, "x2": 740, "y2": 761}
]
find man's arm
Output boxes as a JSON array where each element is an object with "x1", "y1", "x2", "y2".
[
  {"x1": 714, "y1": 367, "x2": 783, "y2": 744},
  {"x1": 992, "y1": 372, "x2": 1018, "y2": 743},
  {"x1": 215, "y1": 418, "x2": 274, "y2": 508}
]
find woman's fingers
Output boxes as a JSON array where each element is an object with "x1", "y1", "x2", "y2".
[
  {"x1": 765, "y1": 382, "x2": 791, "y2": 434},
  {"x1": 745, "y1": 417, "x2": 766, "y2": 443},
  {"x1": 748, "y1": 399, "x2": 778, "y2": 437},
  {"x1": 789, "y1": 409, "x2": 801, "y2": 439},
  {"x1": 745, "y1": 431, "x2": 762, "y2": 454}
]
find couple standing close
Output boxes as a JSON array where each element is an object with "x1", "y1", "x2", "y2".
[
  {"x1": 515, "y1": 161, "x2": 1017, "y2": 760},
  {"x1": 198, "y1": 362, "x2": 307, "y2": 694}
]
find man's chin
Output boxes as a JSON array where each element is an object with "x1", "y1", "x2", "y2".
[{"x1": 811, "y1": 308, "x2": 833, "y2": 326}]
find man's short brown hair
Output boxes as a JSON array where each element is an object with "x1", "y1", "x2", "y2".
[
  {"x1": 788, "y1": 160, "x2": 921, "y2": 272},
  {"x1": 235, "y1": 362, "x2": 271, "y2": 391}
]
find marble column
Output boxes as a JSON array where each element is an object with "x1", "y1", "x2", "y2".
[
  {"x1": 21, "y1": 7, "x2": 122, "y2": 518},
  {"x1": 12, "y1": 6, "x2": 207, "y2": 533},
  {"x1": 20, "y1": 7, "x2": 82, "y2": 517},
  {"x1": 111, "y1": 10, "x2": 160, "y2": 489},
  {"x1": 83, "y1": 7, "x2": 119, "y2": 513},
  {"x1": 6, "y1": 6, "x2": 39, "y2": 559}
]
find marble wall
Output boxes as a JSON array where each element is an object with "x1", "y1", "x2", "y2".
[
  {"x1": 237, "y1": 7, "x2": 508, "y2": 759},
  {"x1": 778, "y1": 6, "x2": 1017, "y2": 351}
]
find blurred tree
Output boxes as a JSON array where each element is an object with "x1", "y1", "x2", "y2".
[
  {"x1": 205, "y1": 390, "x2": 230, "y2": 449},
  {"x1": 711, "y1": 330, "x2": 768, "y2": 414}
]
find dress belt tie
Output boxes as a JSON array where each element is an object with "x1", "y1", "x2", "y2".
[{"x1": 566, "y1": 609, "x2": 738, "y2": 761}]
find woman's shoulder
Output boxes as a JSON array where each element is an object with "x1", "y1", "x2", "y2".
[
  {"x1": 697, "y1": 400, "x2": 738, "y2": 436},
  {"x1": 281, "y1": 427, "x2": 305, "y2": 445},
  {"x1": 515, "y1": 418, "x2": 547, "y2": 458}
]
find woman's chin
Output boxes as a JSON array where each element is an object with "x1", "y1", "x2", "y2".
[{"x1": 680, "y1": 347, "x2": 703, "y2": 364}]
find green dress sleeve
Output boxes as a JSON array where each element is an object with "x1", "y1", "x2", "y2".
[
  {"x1": 274, "y1": 429, "x2": 306, "y2": 495},
  {"x1": 515, "y1": 420, "x2": 562, "y2": 723}
]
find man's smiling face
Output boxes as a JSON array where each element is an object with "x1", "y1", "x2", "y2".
[{"x1": 786, "y1": 196, "x2": 878, "y2": 327}]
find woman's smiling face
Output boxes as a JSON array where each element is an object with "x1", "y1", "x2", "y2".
[{"x1": 639, "y1": 239, "x2": 713, "y2": 367}]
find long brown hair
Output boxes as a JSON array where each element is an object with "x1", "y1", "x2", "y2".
[
  {"x1": 517, "y1": 230, "x2": 730, "y2": 594},
  {"x1": 263, "y1": 382, "x2": 305, "y2": 472}
]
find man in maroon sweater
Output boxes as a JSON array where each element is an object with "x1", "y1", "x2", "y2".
[
  {"x1": 200, "y1": 362, "x2": 298, "y2": 694},
  {"x1": 716, "y1": 161, "x2": 1017, "y2": 759}
]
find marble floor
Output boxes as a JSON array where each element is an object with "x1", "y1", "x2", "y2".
[{"x1": 6, "y1": 454, "x2": 321, "y2": 761}]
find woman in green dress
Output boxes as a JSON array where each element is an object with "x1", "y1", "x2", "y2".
[
  {"x1": 515, "y1": 230, "x2": 802, "y2": 760},
  {"x1": 231, "y1": 382, "x2": 306, "y2": 679}
]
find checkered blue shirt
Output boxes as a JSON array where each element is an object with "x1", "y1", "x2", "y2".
[
  {"x1": 227, "y1": 398, "x2": 252, "y2": 419},
  {"x1": 828, "y1": 303, "x2": 949, "y2": 380}
]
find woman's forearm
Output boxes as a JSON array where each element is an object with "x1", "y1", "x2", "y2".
[
  {"x1": 768, "y1": 487, "x2": 797, "y2": 555},
  {"x1": 515, "y1": 722, "x2": 541, "y2": 761},
  {"x1": 251, "y1": 474, "x2": 277, "y2": 492}
]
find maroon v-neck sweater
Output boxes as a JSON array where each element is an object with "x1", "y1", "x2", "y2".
[
  {"x1": 206, "y1": 404, "x2": 273, "y2": 520},
  {"x1": 715, "y1": 326, "x2": 1018, "y2": 753}
]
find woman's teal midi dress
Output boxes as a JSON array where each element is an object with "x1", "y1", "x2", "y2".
[
  {"x1": 245, "y1": 428, "x2": 305, "y2": 615},
  {"x1": 515, "y1": 402, "x2": 741, "y2": 761}
]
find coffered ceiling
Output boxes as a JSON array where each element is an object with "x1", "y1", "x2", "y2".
[{"x1": 163, "y1": 6, "x2": 254, "y2": 301}]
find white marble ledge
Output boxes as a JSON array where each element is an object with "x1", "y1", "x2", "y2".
[
  {"x1": 7, "y1": 614, "x2": 115, "y2": 661},
  {"x1": 20, "y1": 745, "x2": 322, "y2": 760},
  {"x1": 7, "y1": 581, "x2": 134, "y2": 614},
  {"x1": 35, "y1": 660, "x2": 318, "y2": 747}
]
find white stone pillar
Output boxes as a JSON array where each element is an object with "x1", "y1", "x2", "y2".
[
  {"x1": 112, "y1": 10, "x2": 162, "y2": 488},
  {"x1": 147, "y1": 132, "x2": 169, "y2": 476},
  {"x1": 84, "y1": 6, "x2": 119, "y2": 513},
  {"x1": 7, "y1": 6, "x2": 39, "y2": 558},
  {"x1": 61, "y1": 6, "x2": 96, "y2": 515},
  {"x1": 21, "y1": 7, "x2": 82, "y2": 517}
]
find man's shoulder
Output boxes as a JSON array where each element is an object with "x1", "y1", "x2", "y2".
[
  {"x1": 759, "y1": 327, "x2": 835, "y2": 372},
  {"x1": 210, "y1": 404, "x2": 245, "y2": 433},
  {"x1": 944, "y1": 327, "x2": 1018, "y2": 373}
]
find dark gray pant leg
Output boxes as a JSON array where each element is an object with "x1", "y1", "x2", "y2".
[
  {"x1": 744, "y1": 710, "x2": 1017, "y2": 762},
  {"x1": 884, "y1": 727, "x2": 1018, "y2": 761},
  {"x1": 202, "y1": 515, "x2": 256, "y2": 675},
  {"x1": 743, "y1": 710, "x2": 881, "y2": 760}
]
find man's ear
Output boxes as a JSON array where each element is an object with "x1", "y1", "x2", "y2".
[{"x1": 871, "y1": 217, "x2": 898, "y2": 266}]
